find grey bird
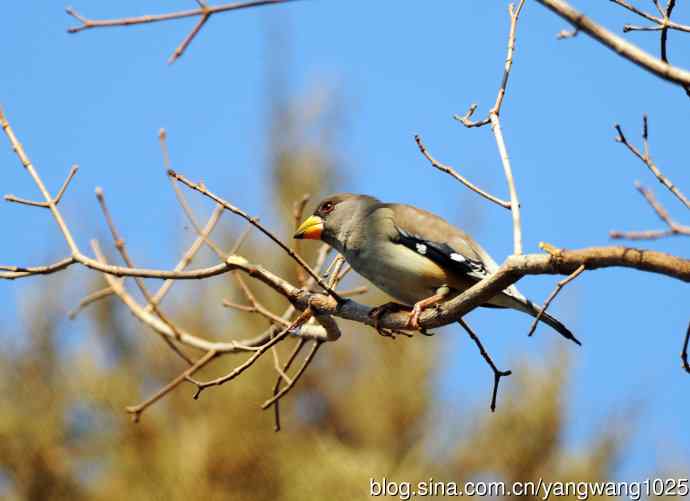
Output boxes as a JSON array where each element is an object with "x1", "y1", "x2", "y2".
[{"x1": 294, "y1": 193, "x2": 579, "y2": 345}]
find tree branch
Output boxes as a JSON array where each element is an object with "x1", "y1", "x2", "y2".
[
  {"x1": 168, "y1": 169, "x2": 344, "y2": 301},
  {"x1": 458, "y1": 319, "x2": 512, "y2": 412},
  {"x1": 414, "y1": 134, "x2": 511, "y2": 209},
  {"x1": 66, "y1": 0, "x2": 301, "y2": 63},
  {"x1": 537, "y1": 0, "x2": 690, "y2": 93},
  {"x1": 610, "y1": 183, "x2": 690, "y2": 240},
  {"x1": 528, "y1": 264, "x2": 585, "y2": 337},
  {"x1": 455, "y1": 1, "x2": 526, "y2": 255},
  {"x1": 614, "y1": 116, "x2": 690, "y2": 210}
]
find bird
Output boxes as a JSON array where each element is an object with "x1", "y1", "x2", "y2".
[{"x1": 293, "y1": 193, "x2": 580, "y2": 345}]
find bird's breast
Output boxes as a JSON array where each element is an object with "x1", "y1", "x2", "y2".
[{"x1": 345, "y1": 241, "x2": 451, "y2": 305}]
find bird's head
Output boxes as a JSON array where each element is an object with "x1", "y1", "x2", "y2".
[{"x1": 293, "y1": 193, "x2": 378, "y2": 250}]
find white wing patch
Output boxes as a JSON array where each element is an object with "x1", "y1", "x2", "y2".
[
  {"x1": 416, "y1": 243, "x2": 427, "y2": 255},
  {"x1": 450, "y1": 253, "x2": 466, "y2": 262}
]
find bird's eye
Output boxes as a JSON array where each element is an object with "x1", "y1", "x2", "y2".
[{"x1": 321, "y1": 201, "x2": 334, "y2": 214}]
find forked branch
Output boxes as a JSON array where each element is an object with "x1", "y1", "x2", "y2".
[
  {"x1": 66, "y1": 0, "x2": 300, "y2": 64},
  {"x1": 614, "y1": 116, "x2": 690, "y2": 210},
  {"x1": 537, "y1": 0, "x2": 690, "y2": 94},
  {"x1": 454, "y1": 1, "x2": 526, "y2": 255}
]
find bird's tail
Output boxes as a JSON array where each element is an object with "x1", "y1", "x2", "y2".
[
  {"x1": 490, "y1": 293, "x2": 581, "y2": 346},
  {"x1": 524, "y1": 299, "x2": 580, "y2": 345}
]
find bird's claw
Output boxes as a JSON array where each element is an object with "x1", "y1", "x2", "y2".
[
  {"x1": 369, "y1": 302, "x2": 410, "y2": 337},
  {"x1": 406, "y1": 306, "x2": 423, "y2": 330}
]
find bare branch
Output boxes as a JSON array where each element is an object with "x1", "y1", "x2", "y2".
[
  {"x1": 660, "y1": 0, "x2": 676, "y2": 63},
  {"x1": 68, "y1": 287, "x2": 114, "y2": 320},
  {"x1": 66, "y1": 0, "x2": 301, "y2": 63},
  {"x1": 623, "y1": 25, "x2": 663, "y2": 32},
  {"x1": 414, "y1": 134, "x2": 511, "y2": 209},
  {"x1": 528, "y1": 264, "x2": 585, "y2": 337},
  {"x1": 5, "y1": 165, "x2": 78, "y2": 208},
  {"x1": 126, "y1": 350, "x2": 218, "y2": 422},
  {"x1": 0, "y1": 108, "x2": 80, "y2": 253},
  {"x1": 491, "y1": 111, "x2": 523, "y2": 255},
  {"x1": 614, "y1": 117, "x2": 690, "y2": 210},
  {"x1": 458, "y1": 319, "x2": 512, "y2": 412},
  {"x1": 271, "y1": 338, "x2": 306, "y2": 432},
  {"x1": 148, "y1": 205, "x2": 225, "y2": 309},
  {"x1": 682, "y1": 320, "x2": 690, "y2": 374},
  {"x1": 455, "y1": 2, "x2": 525, "y2": 255},
  {"x1": 186, "y1": 309, "x2": 313, "y2": 399},
  {"x1": 53, "y1": 164, "x2": 80, "y2": 205},
  {"x1": 611, "y1": 0, "x2": 690, "y2": 33},
  {"x1": 292, "y1": 193, "x2": 311, "y2": 286},
  {"x1": 90, "y1": 239, "x2": 328, "y2": 350},
  {"x1": 261, "y1": 340, "x2": 322, "y2": 409},
  {"x1": 95, "y1": 187, "x2": 193, "y2": 364},
  {"x1": 611, "y1": 0, "x2": 664, "y2": 24},
  {"x1": 168, "y1": 169, "x2": 344, "y2": 301},
  {"x1": 223, "y1": 275, "x2": 290, "y2": 326},
  {"x1": 610, "y1": 183, "x2": 690, "y2": 240},
  {"x1": 1, "y1": 108, "x2": 246, "y2": 283},
  {"x1": 538, "y1": 0, "x2": 690, "y2": 93},
  {"x1": 0, "y1": 257, "x2": 76, "y2": 280},
  {"x1": 168, "y1": 11, "x2": 210, "y2": 65}
]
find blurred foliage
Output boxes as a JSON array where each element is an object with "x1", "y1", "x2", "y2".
[{"x1": 0, "y1": 61, "x2": 654, "y2": 501}]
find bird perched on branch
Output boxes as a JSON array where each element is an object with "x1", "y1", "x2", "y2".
[{"x1": 294, "y1": 193, "x2": 579, "y2": 345}]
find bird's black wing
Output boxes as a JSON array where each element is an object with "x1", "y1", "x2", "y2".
[{"x1": 394, "y1": 225, "x2": 488, "y2": 281}]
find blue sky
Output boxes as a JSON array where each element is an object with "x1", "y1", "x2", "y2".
[{"x1": 2, "y1": 0, "x2": 689, "y2": 480}]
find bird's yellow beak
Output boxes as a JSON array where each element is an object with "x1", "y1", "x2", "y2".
[{"x1": 294, "y1": 215, "x2": 324, "y2": 240}]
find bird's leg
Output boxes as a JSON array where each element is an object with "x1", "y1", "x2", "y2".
[
  {"x1": 407, "y1": 286, "x2": 451, "y2": 330},
  {"x1": 369, "y1": 302, "x2": 410, "y2": 338}
]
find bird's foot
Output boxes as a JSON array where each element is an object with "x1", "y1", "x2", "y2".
[
  {"x1": 369, "y1": 302, "x2": 410, "y2": 338},
  {"x1": 406, "y1": 291, "x2": 450, "y2": 331},
  {"x1": 406, "y1": 304, "x2": 424, "y2": 330}
]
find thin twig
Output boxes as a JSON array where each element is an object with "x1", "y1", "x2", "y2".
[
  {"x1": 4, "y1": 164, "x2": 79, "y2": 208},
  {"x1": 168, "y1": 169, "x2": 343, "y2": 301},
  {"x1": 538, "y1": 0, "x2": 690, "y2": 92},
  {"x1": 610, "y1": 183, "x2": 690, "y2": 240},
  {"x1": 261, "y1": 339, "x2": 322, "y2": 409},
  {"x1": 614, "y1": 117, "x2": 690, "y2": 210},
  {"x1": 611, "y1": 0, "x2": 665, "y2": 25},
  {"x1": 95, "y1": 187, "x2": 193, "y2": 364},
  {"x1": 528, "y1": 264, "x2": 585, "y2": 337},
  {"x1": 681, "y1": 320, "x2": 690, "y2": 374},
  {"x1": 168, "y1": 11, "x2": 210, "y2": 64},
  {"x1": 71, "y1": 206, "x2": 221, "y2": 320},
  {"x1": 126, "y1": 350, "x2": 218, "y2": 422},
  {"x1": 185, "y1": 309, "x2": 313, "y2": 399},
  {"x1": 660, "y1": 0, "x2": 676, "y2": 63},
  {"x1": 160, "y1": 129, "x2": 227, "y2": 258},
  {"x1": 611, "y1": 0, "x2": 690, "y2": 63},
  {"x1": 271, "y1": 338, "x2": 307, "y2": 432},
  {"x1": 223, "y1": 273, "x2": 290, "y2": 326},
  {"x1": 91, "y1": 238, "x2": 323, "y2": 351},
  {"x1": 414, "y1": 135, "x2": 511, "y2": 209},
  {"x1": 0, "y1": 257, "x2": 76, "y2": 280},
  {"x1": 68, "y1": 287, "x2": 114, "y2": 320},
  {"x1": 0, "y1": 108, "x2": 80, "y2": 254},
  {"x1": 66, "y1": 0, "x2": 301, "y2": 63},
  {"x1": 292, "y1": 193, "x2": 311, "y2": 286},
  {"x1": 148, "y1": 205, "x2": 225, "y2": 310},
  {"x1": 491, "y1": 113, "x2": 522, "y2": 255},
  {"x1": 455, "y1": 1, "x2": 525, "y2": 254},
  {"x1": 458, "y1": 318, "x2": 512, "y2": 412}
]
